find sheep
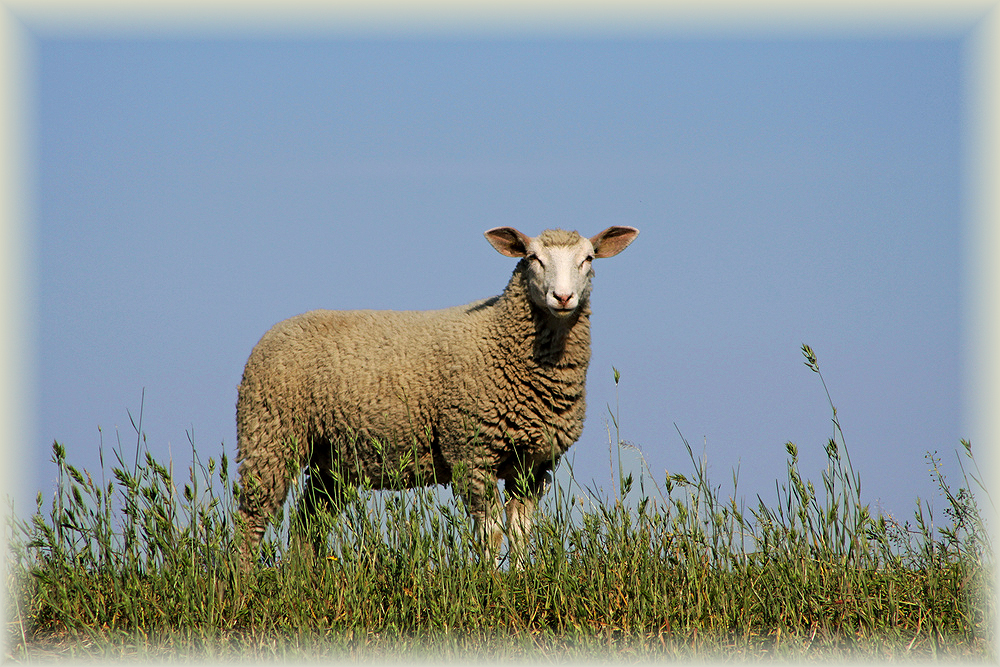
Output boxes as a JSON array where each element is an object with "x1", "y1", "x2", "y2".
[{"x1": 235, "y1": 225, "x2": 639, "y2": 564}]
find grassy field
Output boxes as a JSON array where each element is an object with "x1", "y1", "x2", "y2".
[{"x1": 5, "y1": 346, "x2": 995, "y2": 661}]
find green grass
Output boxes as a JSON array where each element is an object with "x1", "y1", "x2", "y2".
[{"x1": 5, "y1": 345, "x2": 995, "y2": 661}]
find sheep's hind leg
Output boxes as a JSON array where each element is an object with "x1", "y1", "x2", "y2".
[{"x1": 290, "y1": 467, "x2": 344, "y2": 562}]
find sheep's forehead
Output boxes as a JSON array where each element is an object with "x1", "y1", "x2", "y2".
[
  {"x1": 536, "y1": 228, "x2": 584, "y2": 248},
  {"x1": 530, "y1": 229, "x2": 593, "y2": 257}
]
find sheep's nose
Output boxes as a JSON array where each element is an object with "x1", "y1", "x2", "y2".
[{"x1": 553, "y1": 293, "x2": 573, "y2": 307}]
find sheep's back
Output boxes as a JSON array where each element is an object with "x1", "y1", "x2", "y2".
[{"x1": 237, "y1": 303, "x2": 493, "y2": 469}]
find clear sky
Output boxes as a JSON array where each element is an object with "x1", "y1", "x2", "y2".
[{"x1": 19, "y1": 27, "x2": 973, "y2": 529}]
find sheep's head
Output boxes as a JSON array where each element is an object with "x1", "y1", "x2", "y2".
[{"x1": 485, "y1": 225, "x2": 639, "y2": 319}]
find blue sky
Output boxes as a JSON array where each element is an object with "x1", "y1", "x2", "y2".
[{"x1": 20, "y1": 30, "x2": 972, "y2": 528}]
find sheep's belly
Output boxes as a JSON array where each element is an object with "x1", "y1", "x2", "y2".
[{"x1": 307, "y1": 430, "x2": 454, "y2": 490}]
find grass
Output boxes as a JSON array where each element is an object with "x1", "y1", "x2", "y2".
[{"x1": 4, "y1": 345, "x2": 995, "y2": 661}]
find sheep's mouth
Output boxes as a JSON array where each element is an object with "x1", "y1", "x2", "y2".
[{"x1": 549, "y1": 306, "x2": 577, "y2": 318}]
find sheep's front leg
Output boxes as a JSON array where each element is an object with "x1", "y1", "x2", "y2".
[
  {"x1": 476, "y1": 488, "x2": 505, "y2": 564},
  {"x1": 454, "y1": 467, "x2": 504, "y2": 565},
  {"x1": 504, "y1": 468, "x2": 549, "y2": 568}
]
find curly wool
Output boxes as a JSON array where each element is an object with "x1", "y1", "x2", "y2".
[{"x1": 235, "y1": 239, "x2": 592, "y2": 547}]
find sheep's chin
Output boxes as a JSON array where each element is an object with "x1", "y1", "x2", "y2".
[{"x1": 547, "y1": 306, "x2": 577, "y2": 319}]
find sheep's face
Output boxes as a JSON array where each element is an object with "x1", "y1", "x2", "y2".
[
  {"x1": 523, "y1": 238, "x2": 594, "y2": 318},
  {"x1": 485, "y1": 226, "x2": 640, "y2": 320}
]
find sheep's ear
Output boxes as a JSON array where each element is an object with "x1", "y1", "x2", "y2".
[
  {"x1": 591, "y1": 226, "x2": 639, "y2": 258},
  {"x1": 485, "y1": 227, "x2": 531, "y2": 257}
]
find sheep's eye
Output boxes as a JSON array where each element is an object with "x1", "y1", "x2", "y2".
[
  {"x1": 580, "y1": 256, "x2": 594, "y2": 268},
  {"x1": 527, "y1": 253, "x2": 543, "y2": 267}
]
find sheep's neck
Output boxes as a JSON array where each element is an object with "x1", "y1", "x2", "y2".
[{"x1": 498, "y1": 266, "x2": 592, "y2": 372}]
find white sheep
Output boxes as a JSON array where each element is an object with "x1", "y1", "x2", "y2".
[{"x1": 235, "y1": 225, "x2": 639, "y2": 563}]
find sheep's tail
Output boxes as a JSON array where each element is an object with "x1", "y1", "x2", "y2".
[
  {"x1": 235, "y1": 367, "x2": 309, "y2": 559},
  {"x1": 235, "y1": 471, "x2": 270, "y2": 558},
  {"x1": 235, "y1": 434, "x2": 304, "y2": 556}
]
